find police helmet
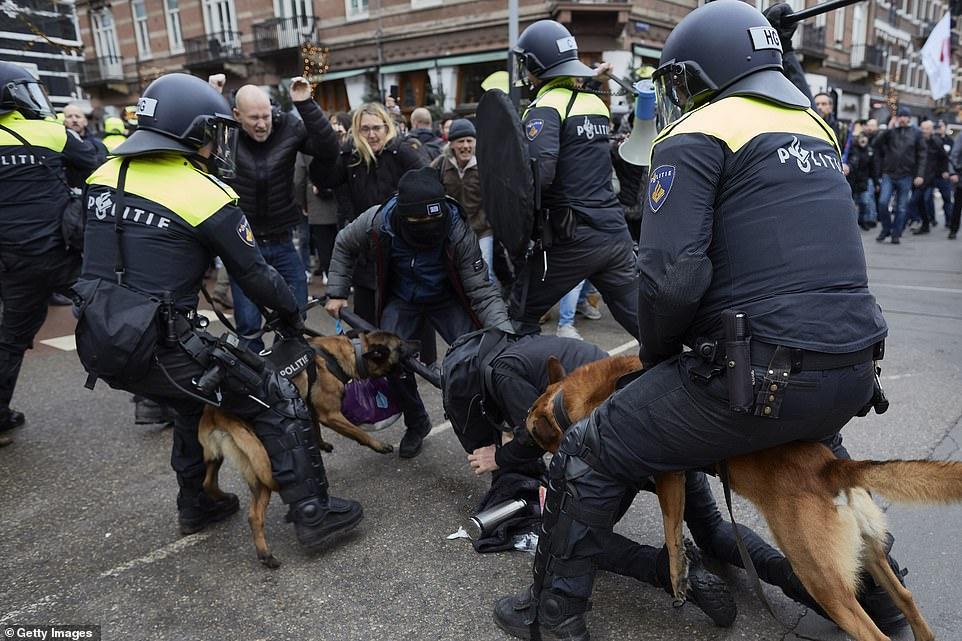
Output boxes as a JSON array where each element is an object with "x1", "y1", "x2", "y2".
[
  {"x1": 513, "y1": 20, "x2": 595, "y2": 83},
  {"x1": 0, "y1": 62, "x2": 55, "y2": 120},
  {"x1": 114, "y1": 73, "x2": 239, "y2": 178},
  {"x1": 652, "y1": 0, "x2": 808, "y2": 127}
]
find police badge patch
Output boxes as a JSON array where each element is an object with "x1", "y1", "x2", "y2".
[
  {"x1": 648, "y1": 165, "x2": 676, "y2": 213},
  {"x1": 526, "y1": 119, "x2": 544, "y2": 140},
  {"x1": 237, "y1": 217, "x2": 255, "y2": 247}
]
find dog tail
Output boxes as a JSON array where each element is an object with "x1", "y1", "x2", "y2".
[{"x1": 826, "y1": 458, "x2": 962, "y2": 503}]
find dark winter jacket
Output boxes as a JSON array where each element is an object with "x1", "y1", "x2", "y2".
[
  {"x1": 326, "y1": 197, "x2": 512, "y2": 331},
  {"x1": 311, "y1": 136, "x2": 426, "y2": 222},
  {"x1": 229, "y1": 99, "x2": 337, "y2": 238},
  {"x1": 408, "y1": 128, "x2": 444, "y2": 161},
  {"x1": 874, "y1": 125, "x2": 925, "y2": 179},
  {"x1": 431, "y1": 146, "x2": 489, "y2": 237},
  {"x1": 920, "y1": 134, "x2": 948, "y2": 186},
  {"x1": 846, "y1": 143, "x2": 875, "y2": 193}
]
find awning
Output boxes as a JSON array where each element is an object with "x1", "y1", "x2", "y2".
[
  {"x1": 379, "y1": 50, "x2": 506, "y2": 75},
  {"x1": 317, "y1": 67, "x2": 373, "y2": 82}
]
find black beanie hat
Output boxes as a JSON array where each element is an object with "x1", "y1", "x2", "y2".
[{"x1": 397, "y1": 166, "x2": 447, "y2": 218}]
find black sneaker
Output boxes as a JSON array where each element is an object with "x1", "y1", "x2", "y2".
[
  {"x1": 911, "y1": 226, "x2": 930, "y2": 235},
  {"x1": 0, "y1": 409, "x2": 25, "y2": 434},
  {"x1": 178, "y1": 492, "x2": 240, "y2": 535},
  {"x1": 399, "y1": 423, "x2": 431, "y2": 459},
  {"x1": 949, "y1": 232, "x2": 957, "y2": 240},
  {"x1": 875, "y1": 231, "x2": 890, "y2": 242},
  {"x1": 682, "y1": 541, "x2": 737, "y2": 627},
  {"x1": 289, "y1": 495, "x2": 363, "y2": 549},
  {"x1": 891, "y1": 236, "x2": 901, "y2": 244},
  {"x1": 493, "y1": 587, "x2": 590, "y2": 641}
]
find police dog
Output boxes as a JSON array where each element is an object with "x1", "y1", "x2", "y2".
[
  {"x1": 526, "y1": 354, "x2": 962, "y2": 641},
  {"x1": 197, "y1": 331, "x2": 416, "y2": 568}
]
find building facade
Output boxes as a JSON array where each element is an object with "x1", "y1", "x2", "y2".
[
  {"x1": 2, "y1": 0, "x2": 84, "y2": 109},
  {"x1": 70, "y1": 0, "x2": 962, "y2": 125}
]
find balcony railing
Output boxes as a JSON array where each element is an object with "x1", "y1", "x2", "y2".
[
  {"x1": 183, "y1": 31, "x2": 244, "y2": 66},
  {"x1": 851, "y1": 44, "x2": 885, "y2": 72},
  {"x1": 80, "y1": 55, "x2": 124, "y2": 86},
  {"x1": 253, "y1": 16, "x2": 318, "y2": 54},
  {"x1": 798, "y1": 25, "x2": 826, "y2": 57}
]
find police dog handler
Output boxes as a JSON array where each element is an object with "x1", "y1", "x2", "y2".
[
  {"x1": 74, "y1": 74, "x2": 362, "y2": 548},
  {"x1": 493, "y1": 4, "x2": 898, "y2": 640}
]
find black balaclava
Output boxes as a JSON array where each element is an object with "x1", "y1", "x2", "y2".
[{"x1": 395, "y1": 166, "x2": 450, "y2": 250}]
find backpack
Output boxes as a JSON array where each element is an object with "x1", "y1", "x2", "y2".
[{"x1": 441, "y1": 327, "x2": 518, "y2": 453}]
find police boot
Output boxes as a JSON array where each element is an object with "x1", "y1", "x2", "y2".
[
  {"x1": 857, "y1": 534, "x2": 908, "y2": 634},
  {"x1": 134, "y1": 397, "x2": 175, "y2": 426},
  {"x1": 655, "y1": 541, "x2": 737, "y2": 627},
  {"x1": 177, "y1": 483, "x2": 239, "y2": 535},
  {"x1": 493, "y1": 586, "x2": 590, "y2": 641}
]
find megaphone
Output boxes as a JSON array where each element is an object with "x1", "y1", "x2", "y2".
[{"x1": 618, "y1": 79, "x2": 657, "y2": 167}]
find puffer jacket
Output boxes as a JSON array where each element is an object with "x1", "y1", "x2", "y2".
[
  {"x1": 874, "y1": 124, "x2": 925, "y2": 179},
  {"x1": 311, "y1": 135, "x2": 427, "y2": 222},
  {"x1": 327, "y1": 197, "x2": 512, "y2": 331},
  {"x1": 431, "y1": 146, "x2": 489, "y2": 238},
  {"x1": 229, "y1": 99, "x2": 337, "y2": 238}
]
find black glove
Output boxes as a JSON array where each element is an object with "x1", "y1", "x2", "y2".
[
  {"x1": 763, "y1": 3, "x2": 796, "y2": 52},
  {"x1": 276, "y1": 312, "x2": 305, "y2": 340}
]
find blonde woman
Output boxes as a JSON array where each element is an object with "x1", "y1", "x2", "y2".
[{"x1": 310, "y1": 101, "x2": 426, "y2": 322}]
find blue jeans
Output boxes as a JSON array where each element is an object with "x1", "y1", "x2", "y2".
[
  {"x1": 857, "y1": 178, "x2": 877, "y2": 224},
  {"x1": 878, "y1": 175, "x2": 913, "y2": 238},
  {"x1": 229, "y1": 235, "x2": 307, "y2": 353},
  {"x1": 558, "y1": 280, "x2": 585, "y2": 328},
  {"x1": 477, "y1": 233, "x2": 497, "y2": 283},
  {"x1": 295, "y1": 217, "x2": 311, "y2": 272},
  {"x1": 935, "y1": 176, "x2": 953, "y2": 225}
]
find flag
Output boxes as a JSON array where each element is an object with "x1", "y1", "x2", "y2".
[{"x1": 921, "y1": 13, "x2": 953, "y2": 100}]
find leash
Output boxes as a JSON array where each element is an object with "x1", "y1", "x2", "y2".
[{"x1": 718, "y1": 461, "x2": 794, "y2": 629}]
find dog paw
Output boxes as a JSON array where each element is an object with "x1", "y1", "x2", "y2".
[
  {"x1": 259, "y1": 554, "x2": 281, "y2": 570},
  {"x1": 373, "y1": 442, "x2": 394, "y2": 454},
  {"x1": 319, "y1": 440, "x2": 334, "y2": 453}
]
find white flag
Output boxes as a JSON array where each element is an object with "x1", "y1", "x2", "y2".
[{"x1": 921, "y1": 13, "x2": 953, "y2": 100}]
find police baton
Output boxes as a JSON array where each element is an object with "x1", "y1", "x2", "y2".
[
  {"x1": 336, "y1": 306, "x2": 443, "y2": 389},
  {"x1": 783, "y1": 0, "x2": 866, "y2": 24}
]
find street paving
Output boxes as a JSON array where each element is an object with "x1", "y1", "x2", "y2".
[{"x1": 2, "y1": 226, "x2": 961, "y2": 640}]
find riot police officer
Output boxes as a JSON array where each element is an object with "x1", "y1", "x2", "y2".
[
  {"x1": 0, "y1": 62, "x2": 99, "y2": 439},
  {"x1": 509, "y1": 20, "x2": 639, "y2": 337},
  {"x1": 100, "y1": 116, "x2": 128, "y2": 152},
  {"x1": 494, "y1": 4, "x2": 901, "y2": 639},
  {"x1": 74, "y1": 73, "x2": 362, "y2": 546}
]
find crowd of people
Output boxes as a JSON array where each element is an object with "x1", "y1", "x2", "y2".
[{"x1": 0, "y1": 0, "x2": 931, "y2": 638}]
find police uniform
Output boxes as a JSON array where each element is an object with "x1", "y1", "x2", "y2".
[
  {"x1": 75, "y1": 73, "x2": 361, "y2": 542},
  {"x1": 494, "y1": 5, "x2": 897, "y2": 639},
  {"x1": 0, "y1": 109, "x2": 98, "y2": 425},
  {"x1": 511, "y1": 79, "x2": 639, "y2": 337}
]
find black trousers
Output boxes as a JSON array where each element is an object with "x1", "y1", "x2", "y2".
[
  {"x1": 0, "y1": 245, "x2": 79, "y2": 409},
  {"x1": 543, "y1": 351, "x2": 875, "y2": 599},
  {"x1": 122, "y1": 341, "x2": 322, "y2": 501},
  {"x1": 508, "y1": 224, "x2": 639, "y2": 338},
  {"x1": 310, "y1": 224, "x2": 338, "y2": 275},
  {"x1": 380, "y1": 296, "x2": 476, "y2": 431}
]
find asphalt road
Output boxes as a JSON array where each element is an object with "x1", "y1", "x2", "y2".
[{"x1": 2, "y1": 225, "x2": 961, "y2": 641}]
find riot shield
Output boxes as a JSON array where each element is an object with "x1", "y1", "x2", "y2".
[{"x1": 476, "y1": 89, "x2": 535, "y2": 259}]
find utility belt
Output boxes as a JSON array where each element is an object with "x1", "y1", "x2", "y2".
[
  {"x1": 538, "y1": 206, "x2": 579, "y2": 250},
  {"x1": 690, "y1": 309, "x2": 887, "y2": 419}
]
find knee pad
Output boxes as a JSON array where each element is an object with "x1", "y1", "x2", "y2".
[{"x1": 263, "y1": 371, "x2": 311, "y2": 422}]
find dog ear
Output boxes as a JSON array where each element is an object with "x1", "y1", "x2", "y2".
[
  {"x1": 362, "y1": 344, "x2": 391, "y2": 363},
  {"x1": 528, "y1": 414, "x2": 563, "y2": 453},
  {"x1": 547, "y1": 356, "x2": 566, "y2": 384}
]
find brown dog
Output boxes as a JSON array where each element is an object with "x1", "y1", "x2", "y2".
[
  {"x1": 527, "y1": 354, "x2": 962, "y2": 641},
  {"x1": 197, "y1": 331, "x2": 416, "y2": 568}
]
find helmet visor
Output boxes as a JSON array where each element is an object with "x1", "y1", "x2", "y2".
[
  {"x1": 208, "y1": 116, "x2": 238, "y2": 179},
  {"x1": 652, "y1": 62, "x2": 716, "y2": 129},
  {"x1": 5, "y1": 79, "x2": 54, "y2": 119}
]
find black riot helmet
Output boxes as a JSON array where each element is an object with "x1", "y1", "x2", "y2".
[
  {"x1": 652, "y1": 0, "x2": 808, "y2": 127},
  {"x1": 513, "y1": 20, "x2": 595, "y2": 84},
  {"x1": 114, "y1": 73, "x2": 239, "y2": 178},
  {"x1": 0, "y1": 62, "x2": 55, "y2": 120}
]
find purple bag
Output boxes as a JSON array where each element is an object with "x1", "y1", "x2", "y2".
[{"x1": 341, "y1": 377, "x2": 402, "y2": 432}]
